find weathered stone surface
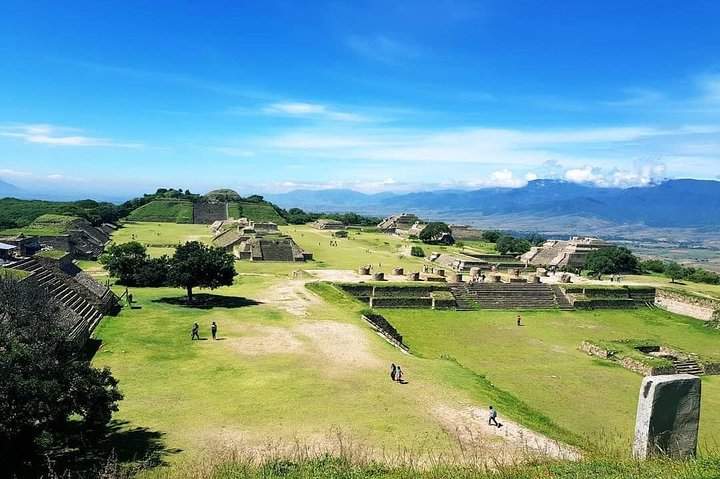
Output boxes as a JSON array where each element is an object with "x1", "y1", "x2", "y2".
[
  {"x1": 633, "y1": 374, "x2": 701, "y2": 460},
  {"x1": 372, "y1": 272, "x2": 385, "y2": 281}
]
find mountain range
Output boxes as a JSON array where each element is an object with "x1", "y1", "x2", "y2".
[{"x1": 265, "y1": 179, "x2": 720, "y2": 231}]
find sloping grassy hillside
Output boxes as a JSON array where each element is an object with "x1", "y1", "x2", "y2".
[
  {"x1": 237, "y1": 202, "x2": 286, "y2": 224},
  {"x1": 127, "y1": 200, "x2": 194, "y2": 223},
  {"x1": 0, "y1": 213, "x2": 82, "y2": 236}
]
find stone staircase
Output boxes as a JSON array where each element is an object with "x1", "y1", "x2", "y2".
[
  {"x1": 8, "y1": 257, "x2": 105, "y2": 341},
  {"x1": 673, "y1": 358, "x2": 703, "y2": 375},
  {"x1": 449, "y1": 282, "x2": 560, "y2": 310},
  {"x1": 447, "y1": 284, "x2": 477, "y2": 311},
  {"x1": 550, "y1": 284, "x2": 575, "y2": 310}
]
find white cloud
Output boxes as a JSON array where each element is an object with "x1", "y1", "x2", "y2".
[
  {"x1": 263, "y1": 102, "x2": 367, "y2": 122},
  {"x1": 213, "y1": 147, "x2": 256, "y2": 157},
  {"x1": 0, "y1": 168, "x2": 32, "y2": 178},
  {"x1": 564, "y1": 166, "x2": 605, "y2": 184},
  {"x1": 0, "y1": 123, "x2": 144, "y2": 148},
  {"x1": 488, "y1": 169, "x2": 525, "y2": 187},
  {"x1": 47, "y1": 173, "x2": 88, "y2": 183},
  {"x1": 345, "y1": 34, "x2": 426, "y2": 63},
  {"x1": 699, "y1": 75, "x2": 720, "y2": 103}
]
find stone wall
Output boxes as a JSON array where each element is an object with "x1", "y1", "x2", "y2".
[
  {"x1": 655, "y1": 290, "x2": 720, "y2": 321},
  {"x1": 579, "y1": 340, "x2": 614, "y2": 359},
  {"x1": 193, "y1": 202, "x2": 228, "y2": 224},
  {"x1": 619, "y1": 357, "x2": 676, "y2": 376},
  {"x1": 369, "y1": 297, "x2": 434, "y2": 308},
  {"x1": 362, "y1": 313, "x2": 410, "y2": 353}
]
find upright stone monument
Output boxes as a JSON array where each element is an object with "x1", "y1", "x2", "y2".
[{"x1": 633, "y1": 374, "x2": 701, "y2": 460}]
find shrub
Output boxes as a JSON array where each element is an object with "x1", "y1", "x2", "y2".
[{"x1": 410, "y1": 246, "x2": 425, "y2": 257}]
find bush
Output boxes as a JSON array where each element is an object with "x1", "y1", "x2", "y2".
[
  {"x1": 334, "y1": 230, "x2": 349, "y2": 238},
  {"x1": 410, "y1": 246, "x2": 425, "y2": 257}
]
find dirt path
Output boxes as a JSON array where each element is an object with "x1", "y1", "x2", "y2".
[
  {"x1": 432, "y1": 404, "x2": 580, "y2": 461},
  {"x1": 255, "y1": 278, "x2": 322, "y2": 317},
  {"x1": 245, "y1": 275, "x2": 579, "y2": 464}
]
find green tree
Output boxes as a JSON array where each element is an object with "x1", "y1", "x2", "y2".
[
  {"x1": 419, "y1": 222, "x2": 453, "y2": 244},
  {"x1": 0, "y1": 278, "x2": 122, "y2": 475},
  {"x1": 585, "y1": 247, "x2": 639, "y2": 275},
  {"x1": 481, "y1": 230, "x2": 501, "y2": 243},
  {"x1": 410, "y1": 246, "x2": 425, "y2": 257},
  {"x1": 168, "y1": 241, "x2": 237, "y2": 303},
  {"x1": 99, "y1": 241, "x2": 149, "y2": 286},
  {"x1": 495, "y1": 235, "x2": 532, "y2": 255},
  {"x1": 664, "y1": 262, "x2": 685, "y2": 283}
]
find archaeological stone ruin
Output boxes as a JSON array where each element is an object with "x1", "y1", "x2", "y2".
[{"x1": 633, "y1": 374, "x2": 701, "y2": 460}]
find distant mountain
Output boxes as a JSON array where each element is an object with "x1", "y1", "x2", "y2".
[
  {"x1": 264, "y1": 179, "x2": 720, "y2": 229},
  {"x1": 265, "y1": 189, "x2": 396, "y2": 211},
  {"x1": 0, "y1": 179, "x2": 21, "y2": 198}
]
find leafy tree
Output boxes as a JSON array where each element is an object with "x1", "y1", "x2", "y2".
[
  {"x1": 334, "y1": 230, "x2": 349, "y2": 238},
  {"x1": 168, "y1": 241, "x2": 237, "y2": 303},
  {"x1": 0, "y1": 277, "x2": 122, "y2": 475},
  {"x1": 495, "y1": 234, "x2": 531, "y2": 255},
  {"x1": 585, "y1": 247, "x2": 639, "y2": 275},
  {"x1": 410, "y1": 246, "x2": 425, "y2": 257},
  {"x1": 135, "y1": 256, "x2": 171, "y2": 287},
  {"x1": 99, "y1": 241, "x2": 149, "y2": 286},
  {"x1": 481, "y1": 230, "x2": 501, "y2": 243},
  {"x1": 640, "y1": 259, "x2": 666, "y2": 273},
  {"x1": 664, "y1": 262, "x2": 685, "y2": 283},
  {"x1": 419, "y1": 222, "x2": 453, "y2": 244}
]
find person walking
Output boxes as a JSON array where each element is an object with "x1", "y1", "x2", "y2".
[
  {"x1": 396, "y1": 365, "x2": 403, "y2": 383},
  {"x1": 211, "y1": 321, "x2": 218, "y2": 340},
  {"x1": 191, "y1": 322, "x2": 200, "y2": 340},
  {"x1": 488, "y1": 406, "x2": 499, "y2": 427},
  {"x1": 516, "y1": 314, "x2": 522, "y2": 326},
  {"x1": 390, "y1": 363, "x2": 397, "y2": 381}
]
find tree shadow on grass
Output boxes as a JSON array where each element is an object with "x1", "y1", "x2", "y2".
[
  {"x1": 152, "y1": 293, "x2": 263, "y2": 309},
  {"x1": 53, "y1": 420, "x2": 179, "y2": 477}
]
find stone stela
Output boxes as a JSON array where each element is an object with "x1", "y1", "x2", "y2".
[{"x1": 633, "y1": 374, "x2": 701, "y2": 460}]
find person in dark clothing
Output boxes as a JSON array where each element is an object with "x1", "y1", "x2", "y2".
[
  {"x1": 191, "y1": 322, "x2": 200, "y2": 340},
  {"x1": 488, "y1": 406, "x2": 500, "y2": 427},
  {"x1": 516, "y1": 315, "x2": 521, "y2": 326},
  {"x1": 390, "y1": 363, "x2": 397, "y2": 381},
  {"x1": 211, "y1": 321, "x2": 217, "y2": 340}
]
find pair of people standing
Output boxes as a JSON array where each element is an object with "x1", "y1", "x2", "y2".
[
  {"x1": 191, "y1": 321, "x2": 218, "y2": 340},
  {"x1": 390, "y1": 363, "x2": 404, "y2": 383}
]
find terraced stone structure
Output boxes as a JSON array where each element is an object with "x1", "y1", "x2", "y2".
[
  {"x1": 193, "y1": 201, "x2": 228, "y2": 224},
  {"x1": 4, "y1": 253, "x2": 120, "y2": 346},
  {"x1": 312, "y1": 219, "x2": 345, "y2": 230},
  {"x1": 522, "y1": 236, "x2": 615, "y2": 268},
  {"x1": 449, "y1": 224, "x2": 484, "y2": 240},
  {"x1": 449, "y1": 282, "x2": 573, "y2": 311},
  {"x1": 212, "y1": 221, "x2": 309, "y2": 261},
  {"x1": 377, "y1": 213, "x2": 421, "y2": 234}
]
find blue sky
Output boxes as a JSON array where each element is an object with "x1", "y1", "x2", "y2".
[{"x1": 1, "y1": 0, "x2": 719, "y2": 197}]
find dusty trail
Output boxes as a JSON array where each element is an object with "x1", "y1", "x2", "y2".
[{"x1": 238, "y1": 274, "x2": 579, "y2": 464}]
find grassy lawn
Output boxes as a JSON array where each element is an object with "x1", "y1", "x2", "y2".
[
  {"x1": 91, "y1": 278, "x2": 521, "y2": 464},
  {"x1": 90, "y1": 221, "x2": 720, "y2": 470},
  {"x1": 381, "y1": 307, "x2": 720, "y2": 450},
  {"x1": 620, "y1": 274, "x2": 720, "y2": 300},
  {"x1": 113, "y1": 222, "x2": 214, "y2": 248}
]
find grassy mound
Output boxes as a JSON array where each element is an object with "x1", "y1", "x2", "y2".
[
  {"x1": 0, "y1": 213, "x2": 83, "y2": 236},
  {"x1": 127, "y1": 200, "x2": 194, "y2": 223},
  {"x1": 235, "y1": 202, "x2": 286, "y2": 224}
]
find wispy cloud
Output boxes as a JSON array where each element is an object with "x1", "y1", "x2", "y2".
[
  {"x1": 262, "y1": 102, "x2": 368, "y2": 122},
  {"x1": 0, "y1": 123, "x2": 143, "y2": 148},
  {"x1": 345, "y1": 34, "x2": 426, "y2": 63},
  {"x1": 0, "y1": 168, "x2": 32, "y2": 178}
]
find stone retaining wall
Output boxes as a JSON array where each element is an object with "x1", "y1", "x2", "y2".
[
  {"x1": 369, "y1": 297, "x2": 433, "y2": 308},
  {"x1": 579, "y1": 340, "x2": 614, "y2": 359},
  {"x1": 618, "y1": 357, "x2": 676, "y2": 376},
  {"x1": 655, "y1": 290, "x2": 720, "y2": 321}
]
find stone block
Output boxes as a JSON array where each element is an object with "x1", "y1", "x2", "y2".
[
  {"x1": 393, "y1": 267, "x2": 404, "y2": 276},
  {"x1": 407, "y1": 272, "x2": 420, "y2": 281},
  {"x1": 372, "y1": 272, "x2": 385, "y2": 281},
  {"x1": 633, "y1": 374, "x2": 701, "y2": 460}
]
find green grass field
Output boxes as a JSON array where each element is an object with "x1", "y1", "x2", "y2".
[
  {"x1": 126, "y1": 200, "x2": 194, "y2": 223},
  {"x1": 381, "y1": 308, "x2": 720, "y2": 450},
  {"x1": 88, "y1": 221, "x2": 720, "y2": 475},
  {"x1": 0, "y1": 213, "x2": 82, "y2": 236},
  {"x1": 237, "y1": 202, "x2": 287, "y2": 224}
]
